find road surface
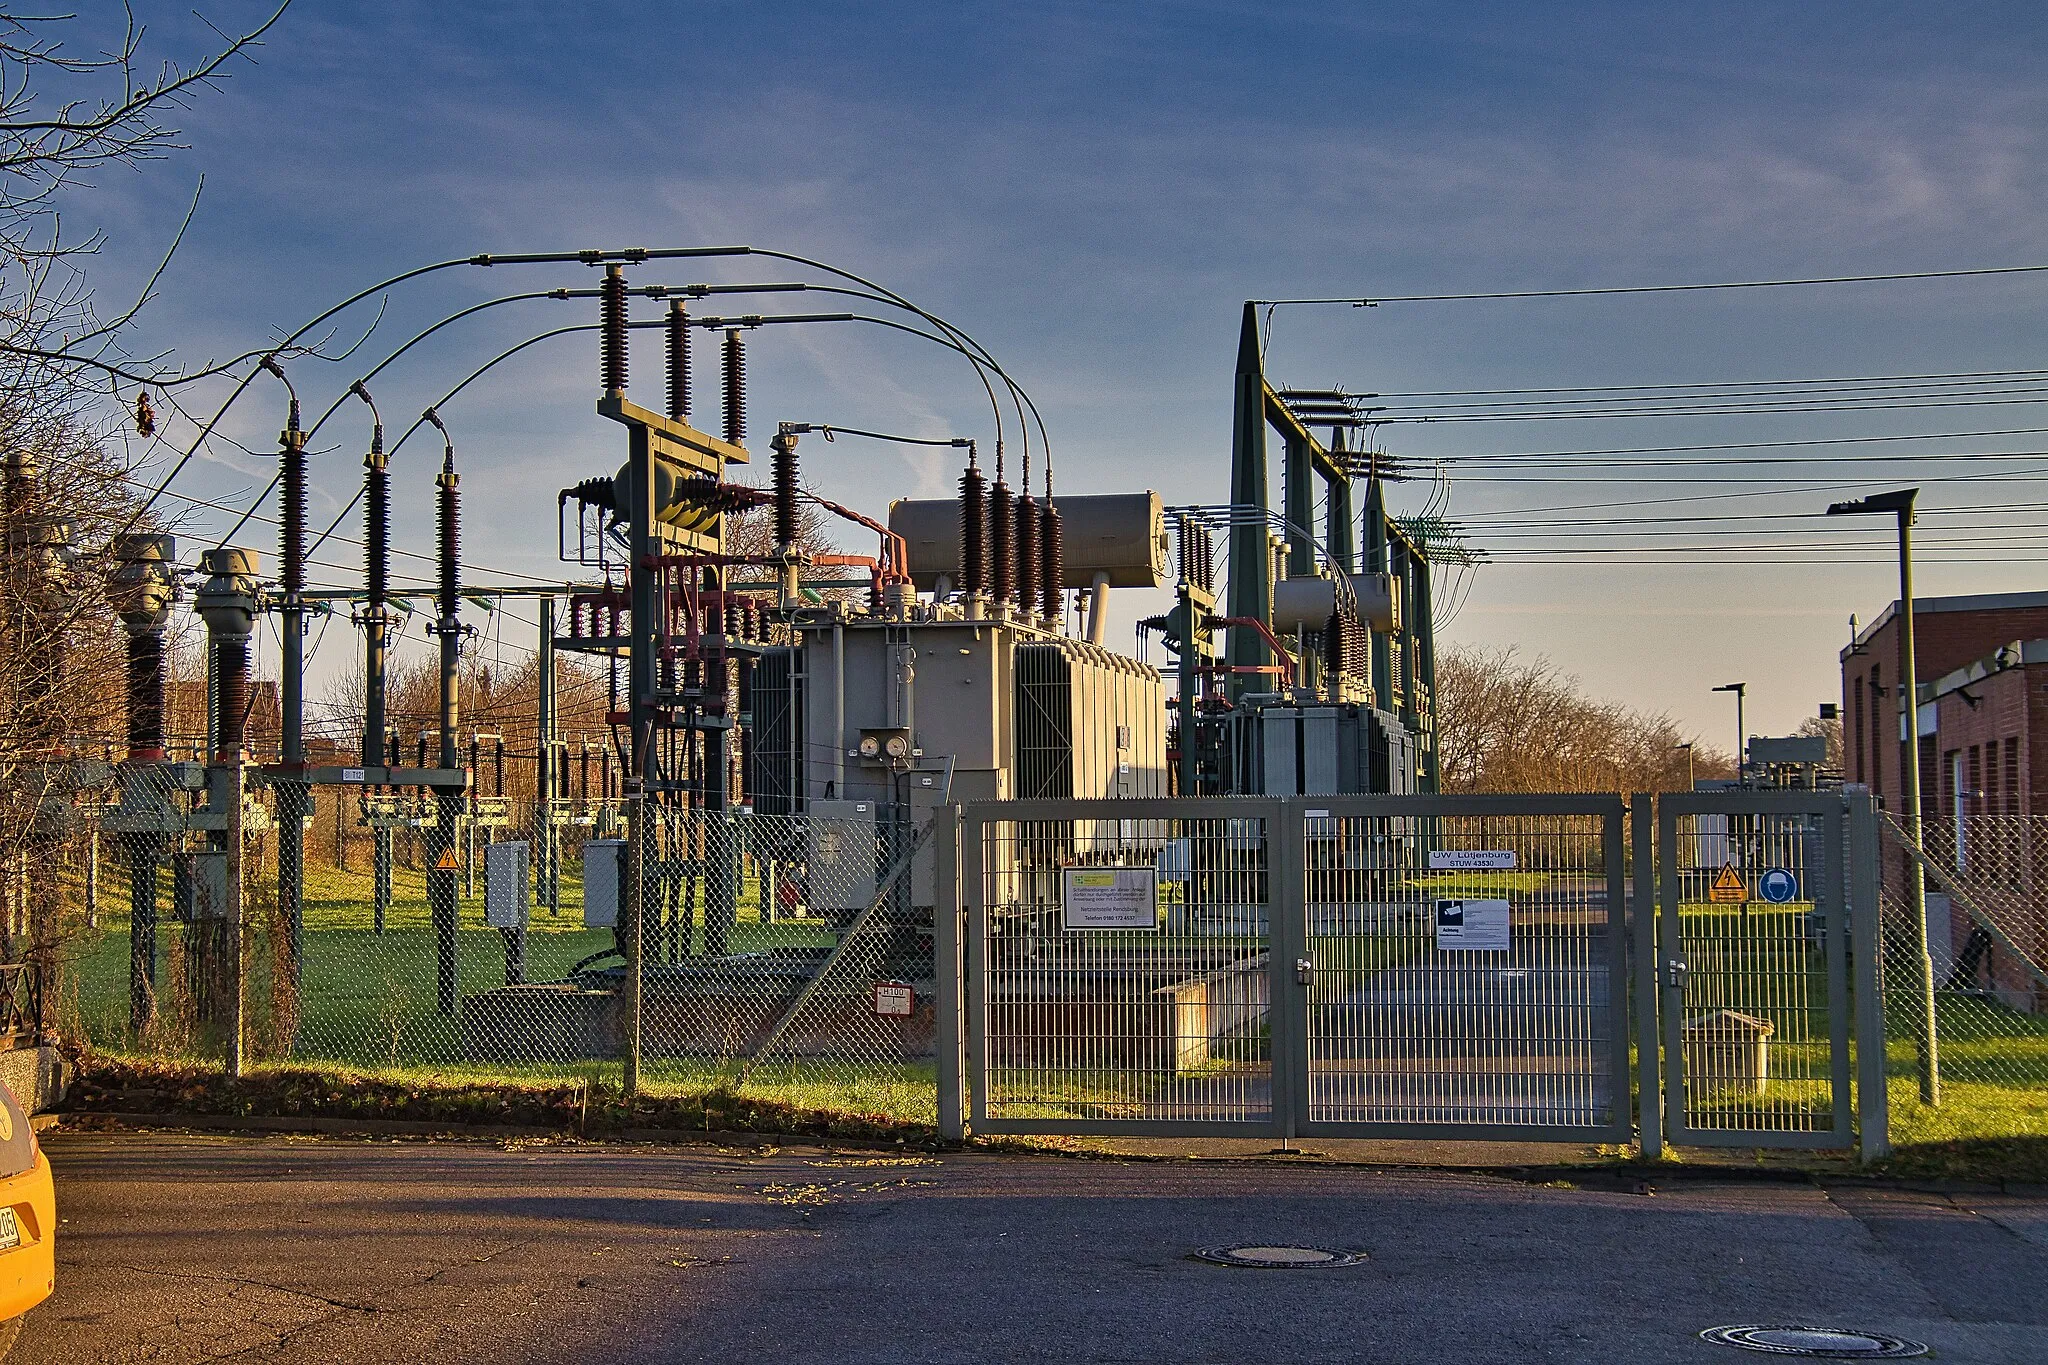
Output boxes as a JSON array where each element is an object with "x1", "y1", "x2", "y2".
[{"x1": 15, "y1": 1128, "x2": 2048, "y2": 1364}]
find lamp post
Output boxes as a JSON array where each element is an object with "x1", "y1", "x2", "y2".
[
  {"x1": 1827, "y1": 486, "x2": 1936, "y2": 1105},
  {"x1": 1674, "y1": 742, "x2": 1695, "y2": 792},
  {"x1": 1712, "y1": 683, "x2": 1746, "y2": 781}
]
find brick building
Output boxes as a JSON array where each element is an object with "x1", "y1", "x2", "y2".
[
  {"x1": 1842, "y1": 589, "x2": 2048, "y2": 1012},
  {"x1": 1840, "y1": 589, "x2": 2048, "y2": 817}
]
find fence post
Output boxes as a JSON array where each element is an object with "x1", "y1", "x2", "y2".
[
  {"x1": 1631, "y1": 794, "x2": 1660, "y2": 1160},
  {"x1": 1848, "y1": 791, "x2": 1889, "y2": 1161},
  {"x1": 934, "y1": 804, "x2": 965, "y2": 1142},
  {"x1": 622, "y1": 788, "x2": 644, "y2": 1095},
  {"x1": 1269, "y1": 799, "x2": 1307, "y2": 1144},
  {"x1": 224, "y1": 759, "x2": 245, "y2": 1079}
]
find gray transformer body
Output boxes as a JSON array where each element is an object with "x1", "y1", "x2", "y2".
[
  {"x1": 1231, "y1": 703, "x2": 1416, "y2": 796},
  {"x1": 748, "y1": 609, "x2": 1169, "y2": 907}
]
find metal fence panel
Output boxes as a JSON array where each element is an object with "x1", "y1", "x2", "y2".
[
  {"x1": 965, "y1": 798, "x2": 1283, "y2": 1136},
  {"x1": 1875, "y1": 810, "x2": 2048, "y2": 1153},
  {"x1": 1657, "y1": 792, "x2": 1852, "y2": 1149},
  {"x1": 1295, "y1": 794, "x2": 1631, "y2": 1142}
]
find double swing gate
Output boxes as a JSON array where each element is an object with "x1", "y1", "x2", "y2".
[{"x1": 936, "y1": 791, "x2": 1886, "y2": 1156}]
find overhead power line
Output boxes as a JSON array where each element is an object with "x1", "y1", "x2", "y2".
[{"x1": 1250, "y1": 261, "x2": 2048, "y2": 307}]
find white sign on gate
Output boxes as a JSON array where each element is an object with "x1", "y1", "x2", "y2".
[
  {"x1": 1428, "y1": 849, "x2": 1518, "y2": 871},
  {"x1": 1435, "y1": 898, "x2": 1511, "y2": 952},
  {"x1": 1062, "y1": 866, "x2": 1160, "y2": 930}
]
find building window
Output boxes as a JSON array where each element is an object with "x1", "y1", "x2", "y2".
[
  {"x1": 1852, "y1": 686, "x2": 1865, "y2": 783},
  {"x1": 2007, "y1": 736, "x2": 2022, "y2": 816},
  {"x1": 1968, "y1": 744, "x2": 1983, "y2": 815}
]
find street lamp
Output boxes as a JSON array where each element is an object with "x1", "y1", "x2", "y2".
[
  {"x1": 1712, "y1": 682, "x2": 1746, "y2": 779},
  {"x1": 1673, "y1": 742, "x2": 1695, "y2": 792},
  {"x1": 1827, "y1": 486, "x2": 1937, "y2": 1105}
]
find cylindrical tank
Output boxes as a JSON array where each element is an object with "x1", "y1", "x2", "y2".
[
  {"x1": 888, "y1": 491, "x2": 1164, "y2": 591},
  {"x1": 1270, "y1": 573, "x2": 1402, "y2": 634}
]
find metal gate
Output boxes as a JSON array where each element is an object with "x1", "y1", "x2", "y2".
[
  {"x1": 1648, "y1": 792, "x2": 1880, "y2": 1154},
  {"x1": 1297, "y1": 795, "x2": 1631, "y2": 1142},
  {"x1": 949, "y1": 794, "x2": 1630, "y2": 1142}
]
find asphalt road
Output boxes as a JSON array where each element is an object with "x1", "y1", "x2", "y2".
[{"x1": 14, "y1": 1128, "x2": 2048, "y2": 1364}]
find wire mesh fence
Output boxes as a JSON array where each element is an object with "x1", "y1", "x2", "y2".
[
  {"x1": 1878, "y1": 813, "x2": 2048, "y2": 1147},
  {"x1": 45, "y1": 760, "x2": 939, "y2": 1123}
]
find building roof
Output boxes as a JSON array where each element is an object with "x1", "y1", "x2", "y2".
[{"x1": 1843, "y1": 589, "x2": 2048, "y2": 660}]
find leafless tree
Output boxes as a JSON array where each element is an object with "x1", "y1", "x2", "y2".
[{"x1": 1434, "y1": 643, "x2": 1735, "y2": 796}]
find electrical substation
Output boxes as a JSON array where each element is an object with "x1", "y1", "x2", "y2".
[{"x1": 74, "y1": 248, "x2": 1440, "y2": 1075}]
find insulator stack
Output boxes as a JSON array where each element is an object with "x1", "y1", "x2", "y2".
[
  {"x1": 958, "y1": 464, "x2": 988, "y2": 597},
  {"x1": 280, "y1": 430, "x2": 307, "y2": 607},
  {"x1": 722, "y1": 329, "x2": 747, "y2": 446},
  {"x1": 665, "y1": 300, "x2": 691, "y2": 421},
  {"x1": 1040, "y1": 502, "x2": 1062, "y2": 622},
  {"x1": 365, "y1": 454, "x2": 389, "y2": 607},
  {"x1": 1197, "y1": 525, "x2": 1216, "y2": 592},
  {"x1": 216, "y1": 637, "x2": 251, "y2": 756},
  {"x1": 599, "y1": 265, "x2": 628, "y2": 393},
  {"x1": 437, "y1": 457, "x2": 460, "y2": 625},
  {"x1": 990, "y1": 479, "x2": 1015, "y2": 606},
  {"x1": 772, "y1": 432, "x2": 799, "y2": 551},
  {"x1": 1016, "y1": 494, "x2": 1039, "y2": 618},
  {"x1": 127, "y1": 630, "x2": 165, "y2": 756}
]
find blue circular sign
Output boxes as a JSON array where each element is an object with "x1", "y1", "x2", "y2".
[{"x1": 1758, "y1": 868, "x2": 1799, "y2": 904}]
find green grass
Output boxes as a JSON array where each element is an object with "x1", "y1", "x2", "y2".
[
  {"x1": 1875, "y1": 994, "x2": 2048, "y2": 1178},
  {"x1": 1407, "y1": 871, "x2": 1557, "y2": 895},
  {"x1": 60, "y1": 856, "x2": 841, "y2": 1073}
]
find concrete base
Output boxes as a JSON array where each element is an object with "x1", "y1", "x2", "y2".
[{"x1": 0, "y1": 1044, "x2": 67, "y2": 1113}]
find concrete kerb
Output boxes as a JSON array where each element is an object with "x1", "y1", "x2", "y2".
[{"x1": 44, "y1": 1110, "x2": 2043, "y2": 1197}]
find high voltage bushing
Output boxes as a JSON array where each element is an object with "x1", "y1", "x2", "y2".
[
  {"x1": 990, "y1": 477, "x2": 1015, "y2": 606},
  {"x1": 772, "y1": 428, "x2": 799, "y2": 550},
  {"x1": 722, "y1": 328, "x2": 747, "y2": 446},
  {"x1": 437, "y1": 449, "x2": 460, "y2": 626},
  {"x1": 1016, "y1": 493, "x2": 1039, "y2": 619},
  {"x1": 599, "y1": 263, "x2": 629, "y2": 393},
  {"x1": 280, "y1": 423, "x2": 307, "y2": 602},
  {"x1": 196, "y1": 548, "x2": 260, "y2": 760},
  {"x1": 1040, "y1": 501, "x2": 1062, "y2": 621},
  {"x1": 958, "y1": 463, "x2": 988, "y2": 598},
  {"x1": 106, "y1": 532, "x2": 176, "y2": 761},
  {"x1": 666, "y1": 298, "x2": 691, "y2": 421}
]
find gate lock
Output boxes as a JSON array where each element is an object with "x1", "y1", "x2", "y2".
[
  {"x1": 1661, "y1": 958, "x2": 1689, "y2": 991},
  {"x1": 1296, "y1": 957, "x2": 1315, "y2": 986}
]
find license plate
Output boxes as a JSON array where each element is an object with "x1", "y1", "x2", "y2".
[{"x1": 0, "y1": 1207, "x2": 20, "y2": 1251}]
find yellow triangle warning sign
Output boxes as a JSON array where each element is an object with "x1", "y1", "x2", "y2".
[
  {"x1": 435, "y1": 847, "x2": 460, "y2": 871},
  {"x1": 1708, "y1": 862, "x2": 1749, "y2": 904}
]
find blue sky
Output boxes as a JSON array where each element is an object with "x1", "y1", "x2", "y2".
[{"x1": 75, "y1": 1, "x2": 2048, "y2": 743}]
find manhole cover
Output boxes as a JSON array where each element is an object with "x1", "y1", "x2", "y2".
[
  {"x1": 1699, "y1": 1325, "x2": 1928, "y2": 1358},
  {"x1": 1189, "y1": 1244, "x2": 1367, "y2": 1268}
]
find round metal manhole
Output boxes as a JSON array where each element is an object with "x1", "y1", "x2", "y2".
[
  {"x1": 1189, "y1": 1244, "x2": 1367, "y2": 1269},
  {"x1": 1699, "y1": 1325, "x2": 1929, "y2": 1358}
]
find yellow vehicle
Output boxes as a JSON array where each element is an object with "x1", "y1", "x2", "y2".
[{"x1": 0, "y1": 1081, "x2": 52, "y2": 1356}]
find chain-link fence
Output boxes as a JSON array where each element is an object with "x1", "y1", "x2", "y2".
[
  {"x1": 1877, "y1": 813, "x2": 2048, "y2": 1148},
  {"x1": 45, "y1": 759, "x2": 938, "y2": 1124}
]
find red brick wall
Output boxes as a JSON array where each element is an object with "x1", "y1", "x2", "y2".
[{"x1": 1841, "y1": 602, "x2": 2048, "y2": 814}]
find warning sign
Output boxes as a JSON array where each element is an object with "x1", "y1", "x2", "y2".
[
  {"x1": 435, "y1": 847, "x2": 460, "y2": 871},
  {"x1": 1708, "y1": 863, "x2": 1749, "y2": 905}
]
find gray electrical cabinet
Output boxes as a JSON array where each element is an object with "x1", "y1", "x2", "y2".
[
  {"x1": 484, "y1": 841, "x2": 530, "y2": 930},
  {"x1": 581, "y1": 838, "x2": 625, "y2": 929}
]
